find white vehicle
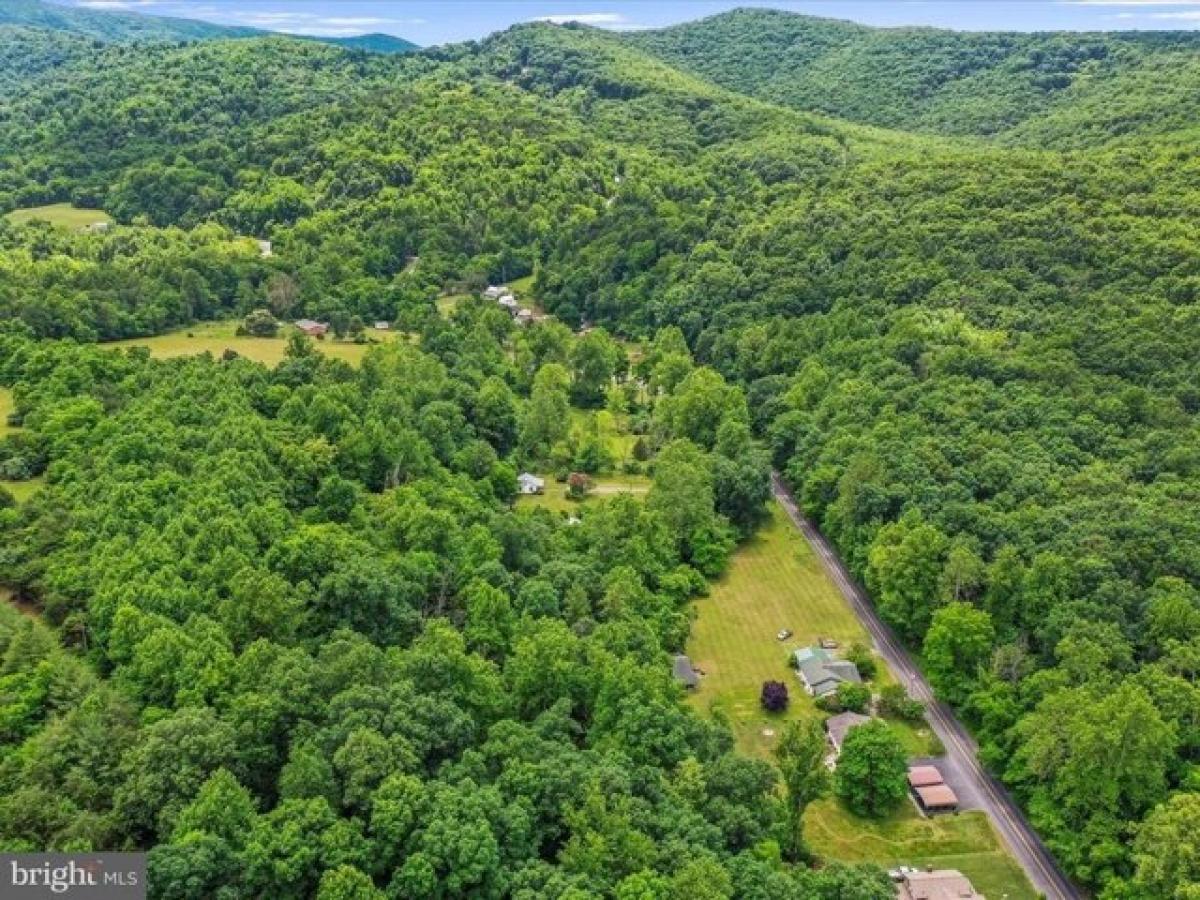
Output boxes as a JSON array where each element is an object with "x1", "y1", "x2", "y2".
[{"x1": 776, "y1": 629, "x2": 792, "y2": 641}]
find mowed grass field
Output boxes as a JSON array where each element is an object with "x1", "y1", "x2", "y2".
[
  {"x1": 686, "y1": 501, "x2": 1036, "y2": 899},
  {"x1": 0, "y1": 388, "x2": 45, "y2": 503},
  {"x1": 808, "y1": 801, "x2": 1038, "y2": 900},
  {"x1": 105, "y1": 321, "x2": 400, "y2": 367},
  {"x1": 516, "y1": 473, "x2": 651, "y2": 514},
  {"x1": 0, "y1": 387, "x2": 15, "y2": 438},
  {"x1": 6, "y1": 203, "x2": 112, "y2": 230},
  {"x1": 686, "y1": 503, "x2": 871, "y2": 758}
]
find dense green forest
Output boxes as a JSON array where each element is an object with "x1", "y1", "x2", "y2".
[
  {"x1": 631, "y1": 7, "x2": 1200, "y2": 147},
  {"x1": 0, "y1": 7, "x2": 1198, "y2": 899},
  {"x1": 0, "y1": 0, "x2": 261, "y2": 42}
]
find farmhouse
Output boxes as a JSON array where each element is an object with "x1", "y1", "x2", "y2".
[
  {"x1": 484, "y1": 285, "x2": 504, "y2": 299},
  {"x1": 294, "y1": 319, "x2": 329, "y2": 337},
  {"x1": 499, "y1": 295, "x2": 519, "y2": 312},
  {"x1": 894, "y1": 868, "x2": 983, "y2": 900},
  {"x1": 825, "y1": 711, "x2": 871, "y2": 755},
  {"x1": 516, "y1": 308, "x2": 534, "y2": 325},
  {"x1": 517, "y1": 473, "x2": 545, "y2": 495},
  {"x1": 794, "y1": 646, "x2": 862, "y2": 697},
  {"x1": 907, "y1": 765, "x2": 959, "y2": 814},
  {"x1": 673, "y1": 654, "x2": 699, "y2": 689}
]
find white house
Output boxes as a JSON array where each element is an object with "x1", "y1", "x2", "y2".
[
  {"x1": 484, "y1": 285, "x2": 504, "y2": 299},
  {"x1": 517, "y1": 473, "x2": 545, "y2": 495},
  {"x1": 257, "y1": 239, "x2": 273, "y2": 257},
  {"x1": 373, "y1": 321, "x2": 390, "y2": 331}
]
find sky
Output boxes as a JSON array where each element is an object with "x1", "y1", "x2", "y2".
[{"x1": 54, "y1": 0, "x2": 1200, "y2": 42}]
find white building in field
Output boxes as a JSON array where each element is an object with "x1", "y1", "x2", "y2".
[{"x1": 517, "y1": 473, "x2": 545, "y2": 495}]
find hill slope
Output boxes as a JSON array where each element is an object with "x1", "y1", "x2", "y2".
[
  {"x1": 0, "y1": 18, "x2": 1197, "y2": 900},
  {"x1": 1, "y1": 1, "x2": 419, "y2": 53},
  {"x1": 0, "y1": 0, "x2": 262, "y2": 41},
  {"x1": 628, "y1": 7, "x2": 1200, "y2": 147}
]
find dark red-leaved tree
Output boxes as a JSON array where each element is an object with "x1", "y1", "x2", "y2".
[{"x1": 761, "y1": 679, "x2": 789, "y2": 712}]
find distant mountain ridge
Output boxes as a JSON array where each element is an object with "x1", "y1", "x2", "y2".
[
  {"x1": 0, "y1": 0, "x2": 418, "y2": 52},
  {"x1": 627, "y1": 6, "x2": 1200, "y2": 147},
  {"x1": 0, "y1": 0, "x2": 262, "y2": 41}
]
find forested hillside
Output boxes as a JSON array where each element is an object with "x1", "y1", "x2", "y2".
[
  {"x1": 0, "y1": 0, "x2": 261, "y2": 42},
  {"x1": 630, "y1": 7, "x2": 1200, "y2": 146},
  {"x1": 0, "y1": 12, "x2": 1198, "y2": 899}
]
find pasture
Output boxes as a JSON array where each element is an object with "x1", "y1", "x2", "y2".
[
  {"x1": 104, "y1": 321, "x2": 399, "y2": 367},
  {"x1": 6, "y1": 203, "x2": 112, "y2": 230},
  {"x1": 685, "y1": 501, "x2": 1033, "y2": 898}
]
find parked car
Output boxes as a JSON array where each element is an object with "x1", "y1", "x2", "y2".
[{"x1": 776, "y1": 629, "x2": 792, "y2": 641}]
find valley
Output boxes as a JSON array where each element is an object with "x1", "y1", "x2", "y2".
[{"x1": 0, "y1": 3, "x2": 1196, "y2": 898}]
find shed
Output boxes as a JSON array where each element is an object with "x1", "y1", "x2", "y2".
[
  {"x1": 373, "y1": 321, "x2": 390, "y2": 331},
  {"x1": 295, "y1": 319, "x2": 329, "y2": 337},
  {"x1": 907, "y1": 766, "x2": 945, "y2": 788},
  {"x1": 673, "y1": 655, "x2": 699, "y2": 689},
  {"x1": 517, "y1": 472, "x2": 545, "y2": 495},
  {"x1": 914, "y1": 784, "x2": 960, "y2": 814}
]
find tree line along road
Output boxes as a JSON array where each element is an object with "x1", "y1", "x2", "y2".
[{"x1": 770, "y1": 472, "x2": 1080, "y2": 900}]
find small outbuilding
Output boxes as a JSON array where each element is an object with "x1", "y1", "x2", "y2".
[
  {"x1": 484, "y1": 285, "x2": 505, "y2": 299},
  {"x1": 373, "y1": 321, "x2": 390, "y2": 331},
  {"x1": 517, "y1": 473, "x2": 545, "y2": 495},
  {"x1": 295, "y1": 319, "x2": 329, "y2": 338},
  {"x1": 673, "y1": 654, "x2": 699, "y2": 690},
  {"x1": 914, "y1": 784, "x2": 960, "y2": 814},
  {"x1": 907, "y1": 765, "x2": 959, "y2": 814},
  {"x1": 257, "y1": 239, "x2": 273, "y2": 257},
  {"x1": 907, "y1": 766, "x2": 945, "y2": 788}
]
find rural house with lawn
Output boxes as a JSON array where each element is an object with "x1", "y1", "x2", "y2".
[{"x1": 795, "y1": 646, "x2": 862, "y2": 697}]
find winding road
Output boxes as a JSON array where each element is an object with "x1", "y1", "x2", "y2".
[{"x1": 771, "y1": 472, "x2": 1079, "y2": 900}]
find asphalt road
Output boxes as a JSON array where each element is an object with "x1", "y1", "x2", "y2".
[{"x1": 771, "y1": 472, "x2": 1080, "y2": 900}]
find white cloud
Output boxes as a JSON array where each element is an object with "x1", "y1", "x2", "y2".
[
  {"x1": 219, "y1": 9, "x2": 420, "y2": 36},
  {"x1": 75, "y1": 0, "x2": 159, "y2": 8},
  {"x1": 1060, "y1": 1, "x2": 1200, "y2": 5},
  {"x1": 1151, "y1": 8, "x2": 1200, "y2": 16},
  {"x1": 531, "y1": 12, "x2": 650, "y2": 30},
  {"x1": 534, "y1": 13, "x2": 624, "y2": 24}
]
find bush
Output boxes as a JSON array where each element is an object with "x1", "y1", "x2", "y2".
[
  {"x1": 846, "y1": 642, "x2": 877, "y2": 680},
  {"x1": 815, "y1": 681, "x2": 871, "y2": 713},
  {"x1": 760, "y1": 680, "x2": 789, "y2": 712},
  {"x1": 878, "y1": 684, "x2": 925, "y2": 722}
]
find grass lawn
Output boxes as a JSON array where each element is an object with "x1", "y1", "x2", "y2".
[
  {"x1": 0, "y1": 387, "x2": 15, "y2": 438},
  {"x1": 807, "y1": 801, "x2": 1038, "y2": 900},
  {"x1": 105, "y1": 321, "x2": 399, "y2": 367},
  {"x1": 1, "y1": 477, "x2": 44, "y2": 503},
  {"x1": 6, "y1": 203, "x2": 112, "y2": 230},
  {"x1": 516, "y1": 473, "x2": 651, "y2": 515},
  {"x1": 686, "y1": 501, "x2": 1033, "y2": 898},
  {"x1": 437, "y1": 294, "x2": 469, "y2": 317}
]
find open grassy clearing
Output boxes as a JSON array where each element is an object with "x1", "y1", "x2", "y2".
[
  {"x1": 104, "y1": 320, "x2": 400, "y2": 367},
  {"x1": 0, "y1": 387, "x2": 16, "y2": 438},
  {"x1": 807, "y1": 801, "x2": 1038, "y2": 900},
  {"x1": 437, "y1": 293, "x2": 470, "y2": 317},
  {"x1": 6, "y1": 203, "x2": 112, "y2": 230},
  {"x1": 686, "y1": 502, "x2": 1032, "y2": 897},
  {"x1": 685, "y1": 504, "x2": 937, "y2": 759},
  {"x1": 516, "y1": 473, "x2": 651, "y2": 514}
]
